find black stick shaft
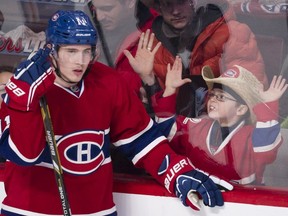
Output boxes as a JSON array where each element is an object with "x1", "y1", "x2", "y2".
[
  {"x1": 88, "y1": 1, "x2": 114, "y2": 68},
  {"x1": 40, "y1": 97, "x2": 72, "y2": 216}
]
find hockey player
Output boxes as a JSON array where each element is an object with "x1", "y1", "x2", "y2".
[
  {"x1": 152, "y1": 56, "x2": 287, "y2": 185},
  {"x1": 0, "y1": 10, "x2": 232, "y2": 215}
]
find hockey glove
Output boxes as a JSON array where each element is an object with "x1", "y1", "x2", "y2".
[
  {"x1": 158, "y1": 155, "x2": 233, "y2": 211},
  {"x1": 5, "y1": 46, "x2": 55, "y2": 111},
  {"x1": 175, "y1": 169, "x2": 233, "y2": 210}
]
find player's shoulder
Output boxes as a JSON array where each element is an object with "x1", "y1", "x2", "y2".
[
  {"x1": 85, "y1": 61, "x2": 129, "y2": 93},
  {"x1": 88, "y1": 62, "x2": 122, "y2": 81},
  {"x1": 91, "y1": 61, "x2": 115, "y2": 72}
]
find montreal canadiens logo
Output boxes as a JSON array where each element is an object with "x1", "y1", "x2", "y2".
[
  {"x1": 57, "y1": 130, "x2": 105, "y2": 175},
  {"x1": 222, "y1": 69, "x2": 239, "y2": 78}
]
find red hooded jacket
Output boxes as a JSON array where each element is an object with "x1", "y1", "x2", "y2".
[{"x1": 116, "y1": 1, "x2": 267, "y2": 96}]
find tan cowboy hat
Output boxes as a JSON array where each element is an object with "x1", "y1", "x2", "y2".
[{"x1": 202, "y1": 65, "x2": 264, "y2": 123}]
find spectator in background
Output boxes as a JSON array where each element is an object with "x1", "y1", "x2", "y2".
[
  {"x1": 152, "y1": 57, "x2": 287, "y2": 185},
  {"x1": 91, "y1": 0, "x2": 156, "y2": 66},
  {"x1": 124, "y1": 0, "x2": 267, "y2": 118},
  {"x1": 0, "y1": 10, "x2": 4, "y2": 35}
]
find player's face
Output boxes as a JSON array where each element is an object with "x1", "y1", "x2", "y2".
[
  {"x1": 159, "y1": 0, "x2": 194, "y2": 30},
  {"x1": 54, "y1": 45, "x2": 92, "y2": 87},
  {"x1": 92, "y1": 0, "x2": 132, "y2": 31},
  {"x1": 207, "y1": 89, "x2": 242, "y2": 127}
]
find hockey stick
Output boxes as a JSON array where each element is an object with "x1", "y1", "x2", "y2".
[
  {"x1": 87, "y1": 0, "x2": 115, "y2": 68},
  {"x1": 40, "y1": 97, "x2": 72, "y2": 216}
]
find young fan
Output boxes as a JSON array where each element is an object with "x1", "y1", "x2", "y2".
[{"x1": 152, "y1": 57, "x2": 287, "y2": 185}]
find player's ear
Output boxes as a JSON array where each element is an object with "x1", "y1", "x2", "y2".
[
  {"x1": 236, "y1": 104, "x2": 249, "y2": 116},
  {"x1": 50, "y1": 53, "x2": 58, "y2": 67}
]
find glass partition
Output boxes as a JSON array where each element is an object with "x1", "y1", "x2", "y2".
[{"x1": 0, "y1": 0, "x2": 287, "y2": 191}]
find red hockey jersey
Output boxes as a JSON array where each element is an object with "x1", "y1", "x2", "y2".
[
  {"x1": 0, "y1": 62, "x2": 188, "y2": 215},
  {"x1": 153, "y1": 93, "x2": 282, "y2": 185}
]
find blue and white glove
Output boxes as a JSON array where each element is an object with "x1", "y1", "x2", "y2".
[
  {"x1": 158, "y1": 155, "x2": 233, "y2": 211},
  {"x1": 4, "y1": 46, "x2": 55, "y2": 111},
  {"x1": 175, "y1": 169, "x2": 233, "y2": 210}
]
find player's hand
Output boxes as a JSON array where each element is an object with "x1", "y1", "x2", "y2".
[
  {"x1": 5, "y1": 46, "x2": 55, "y2": 111},
  {"x1": 158, "y1": 156, "x2": 233, "y2": 211},
  {"x1": 175, "y1": 169, "x2": 233, "y2": 211}
]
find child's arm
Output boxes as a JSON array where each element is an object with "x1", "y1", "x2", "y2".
[
  {"x1": 163, "y1": 56, "x2": 191, "y2": 97},
  {"x1": 251, "y1": 75, "x2": 287, "y2": 156},
  {"x1": 150, "y1": 57, "x2": 191, "y2": 117}
]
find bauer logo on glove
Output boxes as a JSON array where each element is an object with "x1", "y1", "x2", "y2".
[
  {"x1": 158, "y1": 154, "x2": 233, "y2": 211},
  {"x1": 158, "y1": 155, "x2": 192, "y2": 192}
]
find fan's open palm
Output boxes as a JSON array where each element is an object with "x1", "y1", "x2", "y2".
[
  {"x1": 260, "y1": 75, "x2": 288, "y2": 103},
  {"x1": 124, "y1": 29, "x2": 161, "y2": 85},
  {"x1": 163, "y1": 56, "x2": 191, "y2": 97}
]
